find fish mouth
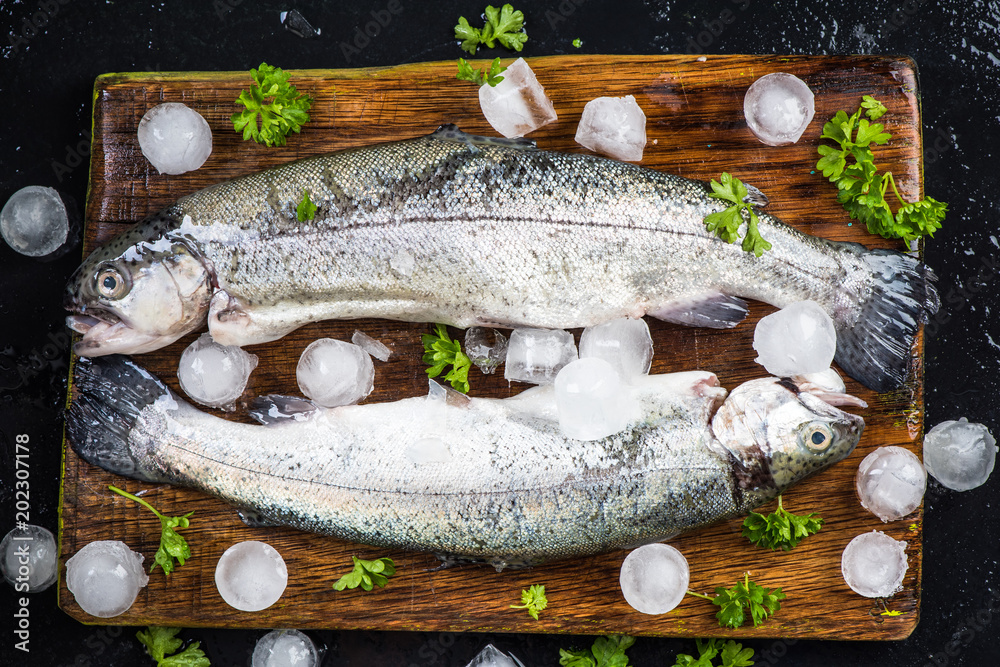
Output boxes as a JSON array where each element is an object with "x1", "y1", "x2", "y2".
[{"x1": 65, "y1": 312, "x2": 182, "y2": 357}]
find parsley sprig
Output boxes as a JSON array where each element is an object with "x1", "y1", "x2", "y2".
[
  {"x1": 510, "y1": 583, "x2": 548, "y2": 620},
  {"x1": 559, "y1": 634, "x2": 635, "y2": 667},
  {"x1": 232, "y1": 62, "x2": 313, "y2": 147},
  {"x1": 296, "y1": 190, "x2": 317, "y2": 222},
  {"x1": 136, "y1": 626, "x2": 210, "y2": 667},
  {"x1": 332, "y1": 556, "x2": 396, "y2": 591},
  {"x1": 742, "y1": 495, "x2": 823, "y2": 551},
  {"x1": 457, "y1": 56, "x2": 507, "y2": 87},
  {"x1": 704, "y1": 172, "x2": 772, "y2": 257},
  {"x1": 455, "y1": 4, "x2": 528, "y2": 55},
  {"x1": 672, "y1": 639, "x2": 755, "y2": 667},
  {"x1": 816, "y1": 95, "x2": 946, "y2": 242},
  {"x1": 109, "y1": 485, "x2": 192, "y2": 575},
  {"x1": 687, "y1": 572, "x2": 785, "y2": 629},
  {"x1": 422, "y1": 323, "x2": 472, "y2": 393}
]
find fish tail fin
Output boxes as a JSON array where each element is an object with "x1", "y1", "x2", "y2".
[
  {"x1": 835, "y1": 248, "x2": 939, "y2": 392},
  {"x1": 66, "y1": 355, "x2": 172, "y2": 483}
]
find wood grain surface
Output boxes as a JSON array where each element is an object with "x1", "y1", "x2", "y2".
[{"x1": 59, "y1": 55, "x2": 926, "y2": 639}]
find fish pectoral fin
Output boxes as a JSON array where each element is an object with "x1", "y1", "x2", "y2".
[
  {"x1": 208, "y1": 290, "x2": 254, "y2": 345},
  {"x1": 248, "y1": 394, "x2": 322, "y2": 425},
  {"x1": 430, "y1": 124, "x2": 537, "y2": 150},
  {"x1": 236, "y1": 507, "x2": 282, "y2": 528},
  {"x1": 647, "y1": 292, "x2": 749, "y2": 329}
]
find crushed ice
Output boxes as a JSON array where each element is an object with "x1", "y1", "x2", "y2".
[
  {"x1": 575, "y1": 95, "x2": 647, "y2": 161},
  {"x1": 479, "y1": 58, "x2": 557, "y2": 138}
]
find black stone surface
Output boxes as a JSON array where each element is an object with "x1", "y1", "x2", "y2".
[{"x1": 1, "y1": 1, "x2": 997, "y2": 665}]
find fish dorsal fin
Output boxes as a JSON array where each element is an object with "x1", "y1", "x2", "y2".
[
  {"x1": 430, "y1": 124, "x2": 537, "y2": 150},
  {"x1": 247, "y1": 394, "x2": 320, "y2": 425},
  {"x1": 648, "y1": 292, "x2": 749, "y2": 329}
]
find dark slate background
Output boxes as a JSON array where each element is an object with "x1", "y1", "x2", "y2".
[{"x1": 1, "y1": 1, "x2": 997, "y2": 665}]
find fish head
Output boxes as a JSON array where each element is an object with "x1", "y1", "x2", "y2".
[
  {"x1": 65, "y1": 230, "x2": 213, "y2": 357},
  {"x1": 711, "y1": 377, "x2": 864, "y2": 491}
]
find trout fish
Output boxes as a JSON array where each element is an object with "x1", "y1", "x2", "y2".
[
  {"x1": 64, "y1": 125, "x2": 937, "y2": 392},
  {"x1": 67, "y1": 355, "x2": 863, "y2": 568}
]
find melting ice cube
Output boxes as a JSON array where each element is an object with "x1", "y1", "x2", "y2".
[
  {"x1": 840, "y1": 530, "x2": 908, "y2": 598},
  {"x1": 465, "y1": 327, "x2": 508, "y2": 375},
  {"x1": 479, "y1": 58, "x2": 558, "y2": 138},
  {"x1": 252, "y1": 629, "x2": 320, "y2": 667},
  {"x1": 555, "y1": 358, "x2": 631, "y2": 441},
  {"x1": 1, "y1": 524, "x2": 58, "y2": 593},
  {"x1": 137, "y1": 102, "x2": 213, "y2": 174},
  {"x1": 574, "y1": 95, "x2": 647, "y2": 161},
  {"x1": 65, "y1": 540, "x2": 149, "y2": 618},
  {"x1": 464, "y1": 644, "x2": 524, "y2": 667},
  {"x1": 743, "y1": 72, "x2": 816, "y2": 146},
  {"x1": 578, "y1": 317, "x2": 653, "y2": 380},
  {"x1": 855, "y1": 446, "x2": 926, "y2": 522},
  {"x1": 752, "y1": 300, "x2": 836, "y2": 377},
  {"x1": 504, "y1": 328, "x2": 577, "y2": 384},
  {"x1": 923, "y1": 418, "x2": 997, "y2": 491},
  {"x1": 215, "y1": 541, "x2": 288, "y2": 612},
  {"x1": 178, "y1": 333, "x2": 258, "y2": 411},
  {"x1": 619, "y1": 543, "x2": 690, "y2": 614},
  {"x1": 389, "y1": 248, "x2": 415, "y2": 277},
  {"x1": 351, "y1": 330, "x2": 392, "y2": 362},
  {"x1": 296, "y1": 338, "x2": 375, "y2": 408},
  {"x1": 1, "y1": 185, "x2": 76, "y2": 259}
]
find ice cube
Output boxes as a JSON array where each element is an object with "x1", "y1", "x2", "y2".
[
  {"x1": 465, "y1": 327, "x2": 508, "y2": 375},
  {"x1": 178, "y1": 333, "x2": 258, "y2": 411},
  {"x1": 389, "y1": 248, "x2": 415, "y2": 276},
  {"x1": 923, "y1": 418, "x2": 997, "y2": 491},
  {"x1": 1, "y1": 185, "x2": 75, "y2": 259},
  {"x1": 479, "y1": 58, "x2": 558, "y2": 138},
  {"x1": 296, "y1": 338, "x2": 374, "y2": 407},
  {"x1": 578, "y1": 317, "x2": 653, "y2": 380},
  {"x1": 743, "y1": 73, "x2": 815, "y2": 146},
  {"x1": 855, "y1": 446, "x2": 926, "y2": 522},
  {"x1": 555, "y1": 358, "x2": 631, "y2": 440},
  {"x1": 215, "y1": 541, "x2": 288, "y2": 612},
  {"x1": 280, "y1": 9, "x2": 321, "y2": 38},
  {"x1": 252, "y1": 629, "x2": 320, "y2": 667},
  {"x1": 65, "y1": 540, "x2": 149, "y2": 618},
  {"x1": 752, "y1": 300, "x2": 836, "y2": 376},
  {"x1": 406, "y1": 437, "x2": 452, "y2": 464},
  {"x1": 504, "y1": 328, "x2": 577, "y2": 384},
  {"x1": 351, "y1": 330, "x2": 392, "y2": 362},
  {"x1": 464, "y1": 644, "x2": 523, "y2": 667},
  {"x1": 574, "y1": 95, "x2": 647, "y2": 161},
  {"x1": 137, "y1": 102, "x2": 213, "y2": 174},
  {"x1": 619, "y1": 543, "x2": 690, "y2": 614},
  {"x1": 841, "y1": 530, "x2": 908, "y2": 598},
  {"x1": 1, "y1": 524, "x2": 58, "y2": 593}
]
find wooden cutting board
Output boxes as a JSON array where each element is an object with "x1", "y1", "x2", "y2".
[{"x1": 59, "y1": 55, "x2": 926, "y2": 639}]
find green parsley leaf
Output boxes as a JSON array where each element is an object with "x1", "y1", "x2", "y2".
[
  {"x1": 861, "y1": 94, "x2": 888, "y2": 121},
  {"x1": 510, "y1": 583, "x2": 548, "y2": 620},
  {"x1": 456, "y1": 57, "x2": 507, "y2": 87},
  {"x1": 232, "y1": 62, "x2": 313, "y2": 147},
  {"x1": 572, "y1": 38, "x2": 583, "y2": 48},
  {"x1": 137, "y1": 627, "x2": 211, "y2": 667},
  {"x1": 454, "y1": 16, "x2": 483, "y2": 55},
  {"x1": 421, "y1": 323, "x2": 472, "y2": 393},
  {"x1": 455, "y1": 5, "x2": 527, "y2": 55},
  {"x1": 703, "y1": 172, "x2": 772, "y2": 257},
  {"x1": 816, "y1": 95, "x2": 946, "y2": 242},
  {"x1": 741, "y1": 495, "x2": 823, "y2": 551},
  {"x1": 296, "y1": 190, "x2": 317, "y2": 222},
  {"x1": 559, "y1": 635, "x2": 635, "y2": 667},
  {"x1": 712, "y1": 572, "x2": 785, "y2": 629},
  {"x1": 109, "y1": 486, "x2": 193, "y2": 575},
  {"x1": 672, "y1": 639, "x2": 755, "y2": 667},
  {"x1": 332, "y1": 556, "x2": 396, "y2": 591}
]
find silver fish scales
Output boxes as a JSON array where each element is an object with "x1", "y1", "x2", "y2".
[{"x1": 65, "y1": 125, "x2": 937, "y2": 391}]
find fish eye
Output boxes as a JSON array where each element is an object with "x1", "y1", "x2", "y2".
[
  {"x1": 800, "y1": 422, "x2": 834, "y2": 452},
  {"x1": 95, "y1": 266, "x2": 129, "y2": 299}
]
